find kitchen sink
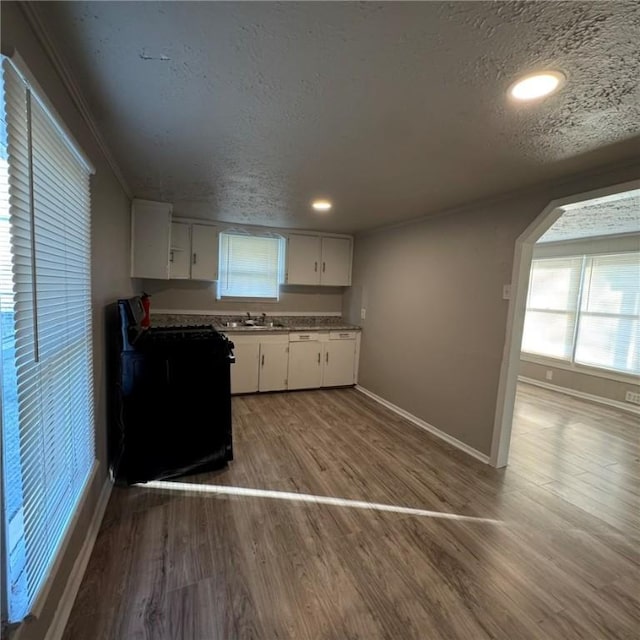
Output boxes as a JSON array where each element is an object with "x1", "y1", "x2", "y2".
[{"x1": 223, "y1": 321, "x2": 285, "y2": 329}]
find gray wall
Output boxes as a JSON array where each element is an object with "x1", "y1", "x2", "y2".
[
  {"x1": 519, "y1": 233, "x2": 640, "y2": 406},
  {"x1": 518, "y1": 361, "x2": 639, "y2": 405},
  {"x1": 140, "y1": 280, "x2": 345, "y2": 315},
  {"x1": 2, "y1": 3, "x2": 132, "y2": 638},
  {"x1": 349, "y1": 165, "x2": 640, "y2": 456}
]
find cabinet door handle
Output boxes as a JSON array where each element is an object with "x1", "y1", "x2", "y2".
[
  {"x1": 317, "y1": 352, "x2": 321, "y2": 364},
  {"x1": 322, "y1": 262, "x2": 326, "y2": 273},
  {"x1": 261, "y1": 354, "x2": 265, "y2": 366},
  {"x1": 326, "y1": 352, "x2": 329, "y2": 363},
  {"x1": 193, "y1": 253, "x2": 197, "y2": 265},
  {"x1": 314, "y1": 261, "x2": 318, "y2": 272},
  {"x1": 169, "y1": 250, "x2": 174, "y2": 263}
]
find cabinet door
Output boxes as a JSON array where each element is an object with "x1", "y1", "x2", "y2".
[
  {"x1": 288, "y1": 341, "x2": 323, "y2": 390},
  {"x1": 169, "y1": 222, "x2": 191, "y2": 279},
  {"x1": 321, "y1": 237, "x2": 352, "y2": 286},
  {"x1": 230, "y1": 342, "x2": 260, "y2": 394},
  {"x1": 322, "y1": 340, "x2": 356, "y2": 387},
  {"x1": 191, "y1": 224, "x2": 219, "y2": 281},
  {"x1": 287, "y1": 234, "x2": 321, "y2": 285},
  {"x1": 259, "y1": 343, "x2": 289, "y2": 392},
  {"x1": 131, "y1": 199, "x2": 172, "y2": 279}
]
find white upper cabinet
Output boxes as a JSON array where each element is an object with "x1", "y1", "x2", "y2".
[
  {"x1": 190, "y1": 224, "x2": 219, "y2": 281},
  {"x1": 286, "y1": 234, "x2": 322, "y2": 285},
  {"x1": 287, "y1": 234, "x2": 352, "y2": 286},
  {"x1": 169, "y1": 221, "x2": 218, "y2": 281},
  {"x1": 169, "y1": 222, "x2": 191, "y2": 279},
  {"x1": 131, "y1": 199, "x2": 172, "y2": 279},
  {"x1": 320, "y1": 237, "x2": 352, "y2": 286}
]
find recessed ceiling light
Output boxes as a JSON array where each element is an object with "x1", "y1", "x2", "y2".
[
  {"x1": 508, "y1": 70, "x2": 566, "y2": 102},
  {"x1": 312, "y1": 200, "x2": 332, "y2": 212}
]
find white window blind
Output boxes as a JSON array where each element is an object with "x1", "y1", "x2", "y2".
[
  {"x1": 1, "y1": 57, "x2": 95, "y2": 623},
  {"x1": 575, "y1": 253, "x2": 640, "y2": 375},
  {"x1": 521, "y1": 256, "x2": 583, "y2": 360},
  {"x1": 522, "y1": 251, "x2": 640, "y2": 376},
  {"x1": 218, "y1": 231, "x2": 285, "y2": 299}
]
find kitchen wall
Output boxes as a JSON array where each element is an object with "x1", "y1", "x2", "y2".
[
  {"x1": 348, "y1": 163, "x2": 640, "y2": 457},
  {"x1": 140, "y1": 280, "x2": 345, "y2": 315},
  {"x1": 519, "y1": 233, "x2": 640, "y2": 407},
  {"x1": 1, "y1": 3, "x2": 133, "y2": 639}
]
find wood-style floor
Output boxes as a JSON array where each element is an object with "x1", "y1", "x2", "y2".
[{"x1": 62, "y1": 384, "x2": 640, "y2": 639}]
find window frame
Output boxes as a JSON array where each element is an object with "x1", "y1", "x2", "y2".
[
  {"x1": 521, "y1": 249, "x2": 640, "y2": 381},
  {"x1": 216, "y1": 229, "x2": 286, "y2": 302},
  {"x1": 0, "y1": 52, "x2": 96, "y2": 626}
]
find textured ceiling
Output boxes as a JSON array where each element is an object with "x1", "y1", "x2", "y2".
[
  {"x1": 539, "y1": 190, "x2": 640, "y2": 243},
  {"x1": 35, "y1": 1, "x2": 640, "y2": 232}
]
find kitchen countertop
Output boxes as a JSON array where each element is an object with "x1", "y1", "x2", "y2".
[{"x1": 151, "y1": 314, "x2": 361, "y2": 333}]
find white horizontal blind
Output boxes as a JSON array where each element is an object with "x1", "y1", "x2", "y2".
[
  {"x1": 218, "y1": 232, "x2": 285, "y2": 299},
  {"x1": 575, "y1": 253, "x2": 640, "y2": 375},
  {"x1": 521, "y1": 256, "x2": 583, "y2": 360},
  {"x1": 1, "y1": 58, "x2": 95, "y2": 623}
]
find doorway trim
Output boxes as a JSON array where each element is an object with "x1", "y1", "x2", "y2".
[{"x1": 489, "y1": 178, "x2": 640, "y2": 468}]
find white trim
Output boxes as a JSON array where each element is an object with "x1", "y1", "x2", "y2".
[
  {"x1": 491, "y1": 178, "x2": 640, "y2": 468},
  {"x1": 518, "y1": 376, "x2": 640, "y2": 417},
  {"x1": 355, "y1": 386, "x2": 490, "y2": 464},
  {"x1": 17, "y1": 2, "x2": 132, "y2": 197},
  {"x1": 150, "y1": 308, "x2": 342, "y2": 317},
  {"x1": 41, "y1": 476, "x2": 112, "y2": 640},
  {"x1": 520, "y1": 353, "x2": 640, "y2": 385},
  {"x1": 11, "y1": 471, "x2": 111, "y2": 640}
]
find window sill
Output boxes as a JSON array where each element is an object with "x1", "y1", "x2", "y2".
[
  {"x1": 216, "y1": 296, "x2": 280, "y2": 304},
  {"x1": 520, "y1": 353, "x2": 639, "y2": 385}
]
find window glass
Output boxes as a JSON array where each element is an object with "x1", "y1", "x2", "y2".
[{"x1": 218, "y1": 232, "x2": 285, "y2": 299}]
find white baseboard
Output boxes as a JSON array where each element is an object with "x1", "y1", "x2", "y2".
[
  {"x1": 355, "y1": 385, "x2": 490, "y2": 464},
  {"x1": 518, "y1": 376, "x2": 640, "y2": 416},
  {"x1": 43, "y1": 477, "x2": 113, "y2": 640}
]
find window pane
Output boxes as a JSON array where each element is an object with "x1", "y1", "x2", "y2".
[
  {"x1": 581, "y1": 254, "x2": 640, "y2": 315},
  {"x1": 1, "y1": 57, "x2": 94, "y2": 623},
  {"x1": 527, "y1": 257, "x2": 583, "y2": 311},
  {"x1": 522, "y1": 310, "x2": 575, "y2": 360},
  {"x1": 218, "y1": 233, "x2": 284, "y2": 299},
  {"x1": 575, "y1": 315, "x2": 639, "y2": 374}
]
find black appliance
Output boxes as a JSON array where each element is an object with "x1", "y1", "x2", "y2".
[{"x1": 107, "y1": 297, "x2": 235, "y2": 484}]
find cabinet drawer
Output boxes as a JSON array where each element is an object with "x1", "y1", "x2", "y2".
[
  {"x1": 329, "y1": 331, "x2": 357, "y2": 340},
  {"x1": 289, "y1": 332, "x2": 320, "y2": 342}
]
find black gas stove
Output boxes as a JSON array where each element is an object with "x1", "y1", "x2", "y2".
[
  {"x1": 145, "y1": 324, "x2": 231, "y2": 344},
  {"x1": 107, "y1": 298, "x2": 235, "y2": 484}
]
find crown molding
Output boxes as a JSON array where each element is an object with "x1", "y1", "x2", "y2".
[{"x1": 19, "y1": 1, "x2": 132, "y2": 198}]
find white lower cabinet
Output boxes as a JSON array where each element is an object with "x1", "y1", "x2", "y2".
[
  {"x1": 322, "y1": 334, "x2": 357, "y2": 387},
  {"x1": 230, "y1": 334, "x2": 289, "y2": 394},
  {"x1": 230, "y1": 341, "x2": 260, "y2": 394},
  {"x1": 259, "y1": 342, "x2": 289, "y2": 392},
  {"x1": 227, "y1": 330, "x2": 359, "y2": 395},
  {"x1": 288, "y1": 339, "x2": 323, "y2": 390}
]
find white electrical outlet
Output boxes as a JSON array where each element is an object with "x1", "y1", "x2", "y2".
[
  {"x1": 502, "y1": 284, "x2": 511, "y2": 300},
  {"x1": 545, "y1": 370, "x2": 553, "y2": 381},
  {"x1": 360, "y1": 308, "x2": 366, "y2": 320},
  {"x1": 625, "y1": 390, "x2": 640, "y2": 405}
]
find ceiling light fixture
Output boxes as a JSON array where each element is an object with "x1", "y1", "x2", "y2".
[
  {"x1": 312, "y1": 200, "x2": 332, "y2": 212},
  {"x1": 508, "y1": 70, "x2": 566, "y2": 102}
]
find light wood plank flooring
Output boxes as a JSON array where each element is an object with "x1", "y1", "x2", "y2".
[{"x1": 63, "y1": 384, "x2": 639, "y2": 639}]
